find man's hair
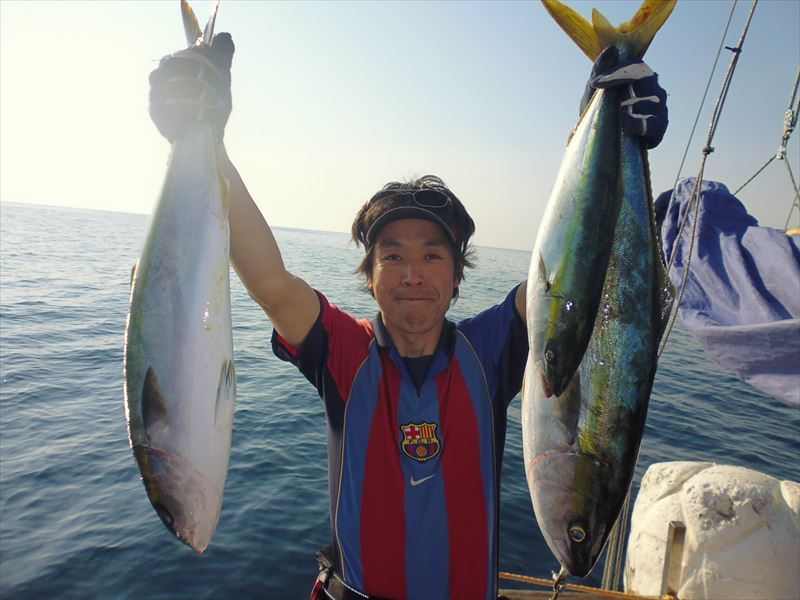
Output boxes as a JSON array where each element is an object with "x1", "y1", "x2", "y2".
[{"x1": 351, "y1": 175, "x2": 476, "y2": 300}]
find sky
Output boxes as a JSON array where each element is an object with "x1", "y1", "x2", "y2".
[{"x1": 1, "y1": 0, "x2": 798, "y2": 250}]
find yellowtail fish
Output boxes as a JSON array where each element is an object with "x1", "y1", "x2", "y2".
[
  {"x1": 522, "y1": 0, "x2": 675, "y2": 577},
  {"x1": 123, "y1": 0, "x2": 235, "y2": 553},
  {"x1": 526, "y1": 0, "x2": 673, "y2": 398}
]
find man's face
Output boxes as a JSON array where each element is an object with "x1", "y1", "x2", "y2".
[{"x1": 369, "y1": 218, "x2": 458, "y2": 340}]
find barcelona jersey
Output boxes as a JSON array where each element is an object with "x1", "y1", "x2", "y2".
[{"x1": 272, "y1": 285, "x2": 527, "y2": 599}]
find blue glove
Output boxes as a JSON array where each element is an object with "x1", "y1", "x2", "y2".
[
  {"x1": 580, "y1": 46, "x2": 668, "y2": 149},
  {"x1": 148, "y1": 33, "x2": 235, "y2": 143}
]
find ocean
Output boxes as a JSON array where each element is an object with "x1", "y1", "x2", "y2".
[{"x1": 1, "y1": 201, "x2": 798, "y2": 599}]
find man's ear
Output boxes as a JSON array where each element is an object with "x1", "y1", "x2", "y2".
[{"x1": 451, "y1": 274, "x2": 462, "y2": 299}]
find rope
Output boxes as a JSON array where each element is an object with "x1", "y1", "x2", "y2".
[
  {"x1": 780, "y1": 67, "x2": 800, "y2": 229},
  {"x1": 668, "y1": 1, "x2": 739, "y2": 200},
  {"x1": 733, "y1": 66, "x2": 800, "y2": 226},
  {"x1": 658, "y1": 0, "x2": 759, "y2": 359},
  {"x1": 498, "y1": 571, "x2": 658, "y2": 599},
  {"x1": 732, "y1": 154, "x2": 775, "y2": 196},
  {"x1": 782, "y1": 157, "x2": 800, "y2": 229},
  {"x1": 601, "y1": 488, "x2": 633, "y2": 590}
]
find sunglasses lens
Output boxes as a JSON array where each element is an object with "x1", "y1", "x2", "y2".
[
  {"x1": 369, "y1": 189, "x2": 450, "y2": 208},
  {"x1": 413, "y1": 190, "x2": 449, "y2": 208}
]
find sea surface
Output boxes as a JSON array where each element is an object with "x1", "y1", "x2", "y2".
[{"x1": 1, "y1": 202, "x2": 798, "y2": 599}]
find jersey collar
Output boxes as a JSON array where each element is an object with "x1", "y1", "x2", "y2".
[{"x1": 371, "y1": 313, "x2": 456, "y2": 359}]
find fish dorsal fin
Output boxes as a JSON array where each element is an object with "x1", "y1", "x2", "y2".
[
  {"x1": 181, "y1": 0, "x2": 203, "y2": 47},
  {"x1": 542, "y1": 0, "x2": 676, "y2": 60},
  {"x1": 541, "y1": 0, "x2": 602, "y2": 61}
]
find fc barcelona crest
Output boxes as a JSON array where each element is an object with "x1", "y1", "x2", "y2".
[{"x1": 400, "y1": 422, "x2": 441, "y2": 462}]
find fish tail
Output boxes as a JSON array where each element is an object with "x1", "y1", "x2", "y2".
[
  {"x1": 181, "y1": 0, "x2": 220, "y2": 47},
  {"x1": 181, "y1": 0, "x2": 203, "y2": 47},
  {"x1": 202, "y1": 1, "x2": 221, "y2": 47},
  {"x1": 542, "y1": 0, "x2": 677, "y2": 59},
  {"x1": 541, "y1": 0, "x2": 602, "y2": 61}
]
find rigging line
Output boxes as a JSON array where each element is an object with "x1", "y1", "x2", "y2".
[
  {"x1": 779, "y1": 66, "x2": 800, "y2": 156},
  {"x1": 733, "y1": 155, "x2": 776, "y2": 195},
  {"x1": 668, "y1": 0, "x2": 739, "y2": 200},
  {"x1": 659, "y1": 0, "x2": 760, "y2": 359},
  {"x1": 782, "y1": 156, "x2": 800, "y2": 229},
  {"x1": 665, "y1": 0, "x2": 755, "y2": 275},
  {"x1": 734, "y1": 66, "x2": 800, "y2": 196},
  {"x1": 601, "y1": 485, "x2": 632, "y2": 591}
]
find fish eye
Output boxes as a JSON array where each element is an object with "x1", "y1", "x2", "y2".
[
  {"x1": 568, "y1": 525, "x2": 587, "y2": 543},
  {"x1": 544, "y1": 348, "x2": 556, "y2": 364}
]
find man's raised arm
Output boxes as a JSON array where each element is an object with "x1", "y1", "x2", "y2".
[{"x1": 149, "y1": 33, "x2": 318, "y2": 347}]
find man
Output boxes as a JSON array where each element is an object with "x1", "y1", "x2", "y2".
[{"x1": 149, "y1": 31, "x2": 666, "y2": 600}]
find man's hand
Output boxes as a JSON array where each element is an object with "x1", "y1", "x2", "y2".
[
  {"x1": 580, "y1": 46, "x2": 668, "y2": 149},
  {"x1": 148, "y1": 33, "x2": 235, "y2": 143}
]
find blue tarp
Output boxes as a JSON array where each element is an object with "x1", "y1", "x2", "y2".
[{"x1": 655, "y1": 178, "x2": 800, "y2": 405}]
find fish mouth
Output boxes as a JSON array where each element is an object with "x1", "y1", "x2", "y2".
[
  {"x1": 132, "y1": 445, "x2": 221, "y2": 553},
  {"x1": 540, "y1": 372, "x2": 554, "y2": 398}
]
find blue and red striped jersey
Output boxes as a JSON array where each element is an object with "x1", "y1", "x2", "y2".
[{"x1": 272, "y1": 285, "x2": 527, "y2": 599}]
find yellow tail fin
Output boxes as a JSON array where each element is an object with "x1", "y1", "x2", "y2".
[
  {"x1": 180, "y1": 0, "x2": 220, "y2": 48},
  {"x1": 181, "y1": 0, "x2": 203, "y2": 47},
  {"x1": 541, "y1": 0, "x2": 677, "y2": 60}
]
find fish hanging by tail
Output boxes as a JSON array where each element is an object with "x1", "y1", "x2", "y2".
[
  {"x1": 124, "y1": 0, "x2": 236, "y2": 553},
  {"x1": 522, "y1": 0, "x2": 675, "y2": 578}
]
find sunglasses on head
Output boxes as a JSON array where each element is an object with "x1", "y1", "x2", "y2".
[{"x1": 368, "y1": 189, "x2": 452, "y2": 209}]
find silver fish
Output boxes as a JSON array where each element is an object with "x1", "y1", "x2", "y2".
[{"x1": 124, "y1": 0, "x2": 235, "y2": 553}]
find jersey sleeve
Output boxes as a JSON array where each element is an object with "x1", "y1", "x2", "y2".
[
  {"x1": 456, "y1": 283, "x2": 528, "y2": 407},
  {"x1": 271, "y1": 291, "x2": 373, "y2": 405}
]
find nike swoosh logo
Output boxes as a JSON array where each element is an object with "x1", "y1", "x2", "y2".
[{"x1": 409, "y1": 474, "x2": 436, "y2": 487}]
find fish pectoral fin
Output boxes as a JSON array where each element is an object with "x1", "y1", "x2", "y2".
[
  {"x1": 537, "y1": 253, "x2": 552, "y2": 293},
  {"x1": 215, "y1": 359, "x2": 236, "y2": 425},
  {"x1": 142, "y1": 367, "x2": 168, "y2": 433}
]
